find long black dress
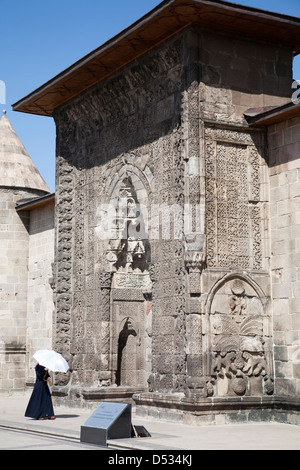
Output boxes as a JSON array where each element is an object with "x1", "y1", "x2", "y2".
[{"x1": 25, "y1": 364, "x2": 55, "y2": 419}]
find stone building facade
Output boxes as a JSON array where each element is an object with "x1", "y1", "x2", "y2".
[
  {"x1": 11, "y1": 0, "x2": 300, "y2": 424},
  {"x1": 269, "y1": 116, "x2": 300, "y2": 399},
  {"x1": 0, "y1": 111, "x2": 55, "y2": 394},
  {"x1": 16, "y1": 194, "x2": 55, "y2": 386},
  {"x1": 248, "y1": 104, "x2": 300, "y2": 402}
]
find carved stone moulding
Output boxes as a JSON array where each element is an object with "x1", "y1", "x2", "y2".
[
  {"x1": 53, "y1": 385, "x2": 147, "y2": 409},
  {"x1": 184, "y1": 251, "x2": 206, "y2": 273},
  {"x1": 184, "y1": 247, "x2": 206, "y2": 296},
  {"x1": 133, "y1": 393, "x2": 300, "y2": 426},
  {"x1": 82, "y1": 386, "x2": 148, "y2": 405}
]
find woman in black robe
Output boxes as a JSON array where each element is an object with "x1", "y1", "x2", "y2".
[{"x1": 25, "y1": 364, "x2": 55, "y2": 420}]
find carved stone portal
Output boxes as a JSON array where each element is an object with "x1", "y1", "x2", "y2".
[
  {"x1": 207, "y1": 277, "x2": 273, "y2": 397},
  {"x1": 106, "y1": 173, "x2": 152, "y2": 388}
]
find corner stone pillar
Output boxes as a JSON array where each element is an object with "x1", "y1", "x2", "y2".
[
  {"x1": 184, "y1": 253, "x2": 212, "y2": 398},
  {"x1": 98, "y1": 271, "x2": 113, "y2": 385}
]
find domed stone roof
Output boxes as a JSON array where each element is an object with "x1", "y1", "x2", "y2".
[{"x1": 0, "y1": 110, "x2": 50, "y2": 192}]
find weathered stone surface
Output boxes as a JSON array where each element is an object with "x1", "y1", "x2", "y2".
[
  {"x1": 2, "y1": 5, "x2": 300, "y2": 425},
  {"x1": 49, "y1": 22, "x2": 298, "y2": 410},
  {"x1": 269, "y1": 117, "x2": 300, "y2": 400},
  {"x1": 0, "y1": 113, "x2": 53, "y2": 394}
]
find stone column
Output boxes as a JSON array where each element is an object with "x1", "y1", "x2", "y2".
[
  {"x1": 98, "y1": 271, "x2": 113, "y2": 386},
  {"x1": 184, "y1": 253, "x2": 211, "y2": 399}
]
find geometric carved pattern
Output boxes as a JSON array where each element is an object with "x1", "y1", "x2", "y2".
[
  {"x1": 112, "y1": 288, "x2": 145, "y2": 302},
  {"x1": 205, "y1": 127, "x2": 263, "y2": 270}
]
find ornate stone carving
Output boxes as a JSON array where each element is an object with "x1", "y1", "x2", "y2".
[
  {"x1": 207, "y1": 276, "x2": 273, "y2": 397},
  {"x1": 185, "y1": 251, "x2": 206, "y2": 297},
  {"x1": 99, "y1": 271, "x2": 113, "y2": 289},
  {"x1": 106, "y1": 174, "x2": 150, "y2": 273},
  {"x1": 100, "y1": 166, "x2": 153, "y2": 389},
  {"x1": 229, "y1": 280, "x2": 246, "y2": 315},
  {"x1": 53, "y1": 159, "x2": 75, "y2": 386},
  {"x1": 112, "y1": 288, "x2": 145, "y2": 302},
  {"x1": 184, "y1": 251, "x2": 206, "y2": 273},
  {"x1": 205, "y1": 126, "x2": 264, "y2": 270}
]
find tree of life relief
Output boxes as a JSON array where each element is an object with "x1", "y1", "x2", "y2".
[{"x1": 208, "y1": 278, "x2": 274, "y2": 397}]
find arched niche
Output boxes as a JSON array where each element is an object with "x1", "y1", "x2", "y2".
[{"x1": 204, "y1": 273, "x2": 273, "y2": 397}]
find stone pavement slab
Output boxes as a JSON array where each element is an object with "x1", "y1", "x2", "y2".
[
  {"x1": 1, "y1": 394, "x2": 300, "y2": 450},
  {"x1": 0, "y1": 428, "x2": 103, "y2": 450}
]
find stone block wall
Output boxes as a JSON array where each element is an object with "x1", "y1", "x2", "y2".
[
  {"x1": 26, "y1": 203, "x2": 55, "y2": 383},
  {"x1": 0, "y1": 189, "x2": 32, "y2": 394},
  {"x1": 0, "y1": 188, "x2": 53, "y2": 394},
  {"x1": 199, "y1": 30, "x2": 292, "y2": 124},
  {"x1": 269, "y1": 117, "x2": 300, "y2": 398}
]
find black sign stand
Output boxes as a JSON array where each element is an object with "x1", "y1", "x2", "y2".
[{"x1": 80, "y1": 401, "x2": 132, "y2": 447}]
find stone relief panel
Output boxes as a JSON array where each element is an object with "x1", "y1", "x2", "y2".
[
  {"x1": 106, "y1": 173, "x2": 151, "y2": 273},
  {"x1": 205, "y1": 126, "x2": 267, "y2": 271},
  {"x1": 53, "y1": 157, "x2": 75, "y2": 386},
  {"x1": 206, "y1": 276, "x2": 273, "y2": 397},
  {"x1": 97, "y1": 165, "x2": 153, "y2": 389}
]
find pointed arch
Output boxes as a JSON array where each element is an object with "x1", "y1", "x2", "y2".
[
  {"x1": 105, "y1": 161, "x2": 153, "y2": 205},
  {"x1": 205, "y1": 271, "x2": 269, "y2": 315}
]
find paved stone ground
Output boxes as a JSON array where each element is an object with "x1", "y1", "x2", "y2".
[{"x1": 1, "y1": 394, "x2": 300, "y2": 450}]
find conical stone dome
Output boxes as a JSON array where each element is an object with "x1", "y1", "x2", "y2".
[{"x1": 0, "y1": 110, "x2": 50, "y2": 192}]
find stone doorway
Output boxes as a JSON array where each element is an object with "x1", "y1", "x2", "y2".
[
  {"x1": 111, "y1": 278, "x2": 152, "y2": 388},
  {"x1": 106, "y1": 173, "x2": 152, "y2": 390}
]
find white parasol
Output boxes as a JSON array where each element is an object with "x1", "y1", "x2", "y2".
[{"x1": 33, "y1": 349, "x2": 69, "y2": 373}]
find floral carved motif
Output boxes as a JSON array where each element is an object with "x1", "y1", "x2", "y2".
[{"x1": 209, "y1": 278, "x2": 273, "y2": 397}]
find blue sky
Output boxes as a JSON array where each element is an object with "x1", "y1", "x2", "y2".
[{"x1": 1, "y1": 0, "x2": 299, "y2": 193}]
